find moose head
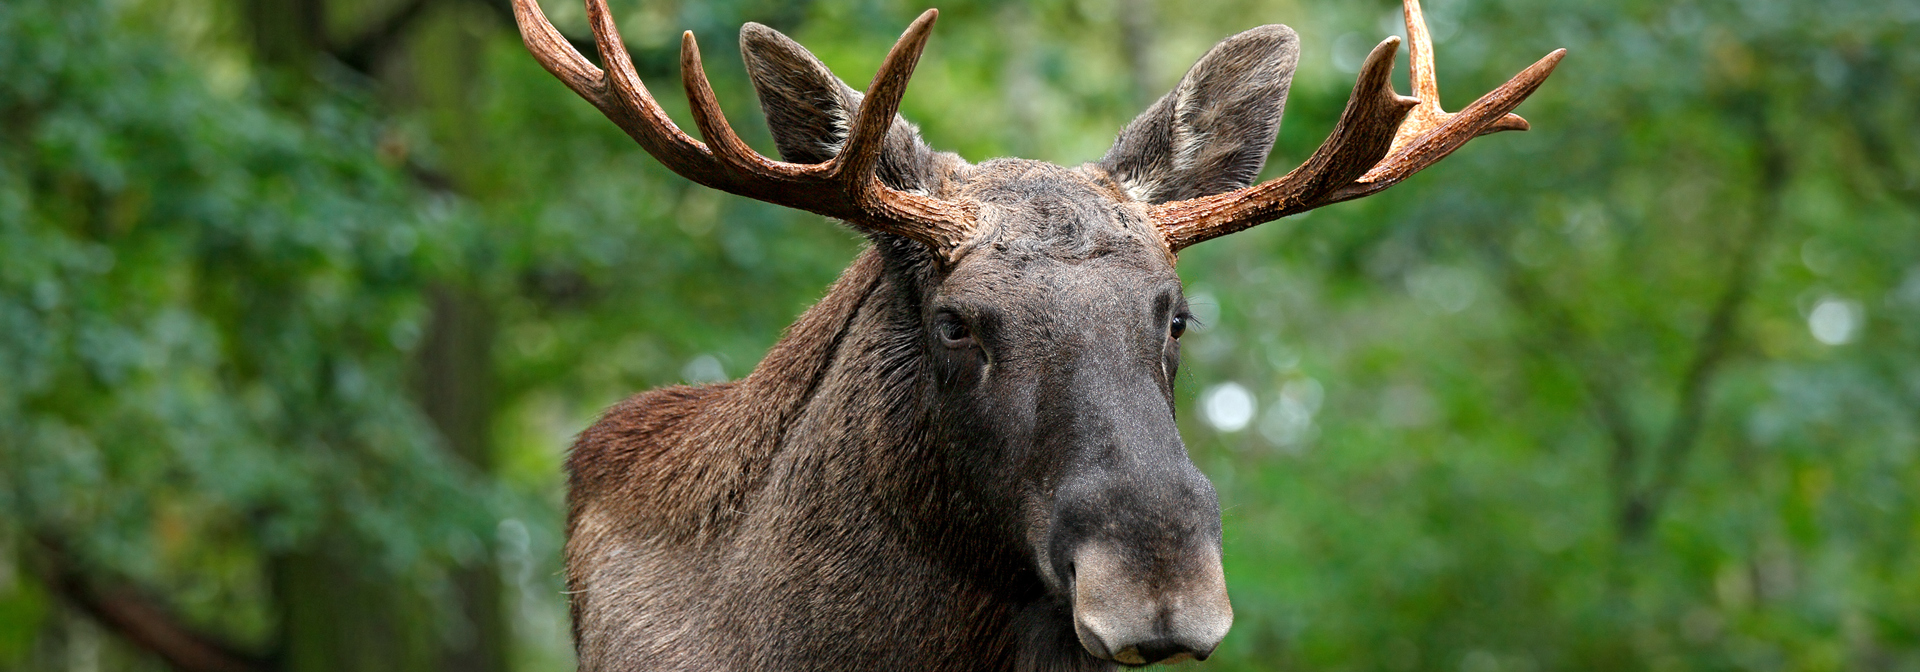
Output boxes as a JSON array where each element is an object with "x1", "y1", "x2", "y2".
[{"x1": 519, "y1": 1, "x2": 1561, "y2": 667}]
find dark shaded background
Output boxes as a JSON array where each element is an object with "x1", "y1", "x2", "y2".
[{"x1": 3, "y1": 0, "x2": 1917, "y2": 669}]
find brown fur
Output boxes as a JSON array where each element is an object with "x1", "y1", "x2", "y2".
[{"x1": 563, "y1": 19, "x2": 1305, "y2": 672}]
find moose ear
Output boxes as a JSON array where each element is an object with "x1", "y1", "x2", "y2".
[
  {"x1": 740, "y1": 23, "x2": 948, "y2": 193},
  {"x1": 1099, "y1": 25, "x2": 1299, "y2": 204}
]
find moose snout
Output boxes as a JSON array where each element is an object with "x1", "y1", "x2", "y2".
[{"x1": 1069, "y1": 542, "x2": 1232, "y2": 666}]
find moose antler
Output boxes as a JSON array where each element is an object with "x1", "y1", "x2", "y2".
[
  {"x1": 511, "y1": 0, "x2": 976, "y2": 253},
  {"x1": 1152, "y1": 0, "x2": 1566, "y2": 251}
]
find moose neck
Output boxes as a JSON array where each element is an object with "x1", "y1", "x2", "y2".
[
  {"x1": 723, "y1": 241, "x2": 1076, "y2": 657},
  {"x1": 746, "y1": 240, "x2": 1020, "y2": 555}
]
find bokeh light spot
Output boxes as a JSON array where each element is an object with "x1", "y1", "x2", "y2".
[
  {"x1": 1202, "y1": 382, "x2": 1255, "y2": 433},
  {"x1": 1807, "y1": 297, "x2": 1861, "y2": 345}
]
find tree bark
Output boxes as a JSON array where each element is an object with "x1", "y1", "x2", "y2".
[
  {"x1": 270, "y1": 548, "x2": 438, "y2": 672},
  {"x1": 244, "y1": 0, "x2": 330, "y2": 71},
  {"x1": 35, "y1": 536, "x2": 270, "y2": 672},
  {"x1": 417, "y1": 286, "x2": 509, "y2": 672}
]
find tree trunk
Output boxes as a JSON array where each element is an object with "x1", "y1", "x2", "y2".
[
  {"x1": 239, "y1": 1, "x2": 512, "y2": 670},
  {"x1": 244, "y1": 0, "x2": 329, "y2": 72},
  {"x1": 417, "y1": 286, "x2": 509, "y2": 672},
  {"x1": 271, "y1": 548, "x2": 438, "y2": 672}
]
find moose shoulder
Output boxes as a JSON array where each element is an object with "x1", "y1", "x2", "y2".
[{"x1": 513, "y1": 0, "x2": 1563, "y2": 669}]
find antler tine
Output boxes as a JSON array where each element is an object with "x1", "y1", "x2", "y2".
[
  {"x1": 573, "y1": 0, "x2": 714, "y2": 173},
  {"x1": 1346, "y1": 48, "x2": 1564, "y2": 197},
  {"x1": 514, "y1": 1, "x2": 977, "y2": 258},
  {"x1": 1282, "y1": 39, "x2": 1419, "y2": 202},
  {"x1": 680, "y1": 31, "x2": 772, "y2": 171},
  {"x1": 1391, "y1": 0, "x2": 1531, "y2": 154},
  {"x1": 510, "y1": 0, "x2": 604, "y2": 103},
  {"x1": 1152, "y1": 38, "x2": 1417, "y2": 250},
  {"x1": 1149, "y1": 0, "x2": 1563, "y2": 252},
  {"x1": 1404, "y1": 0, "x2": 1441, "y2": 106},
  {"x1": 832, "y1": 9, "x2": 939, "y2": 187},
  {"x1": 821, "y1": 9, "x2": 981, "y2": 254}
]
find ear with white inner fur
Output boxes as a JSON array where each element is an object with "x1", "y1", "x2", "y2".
[
  {"x1": 739, "y1": 23, "x2": 950, "y2": 194},
  {"x1": 1098, "y1": 25, "x2": 1299, "y2": 204}
]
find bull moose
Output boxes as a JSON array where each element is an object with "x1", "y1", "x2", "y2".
[{"x1": 511, "y1": 0, "x2": 1562, "y2": 668}]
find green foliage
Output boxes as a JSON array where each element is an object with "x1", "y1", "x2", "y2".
[
  {"x1": 3, "y1": 0, "x2": 1918, "y2": 669},
  {"x1": 1172, "y1": 0, "x2": 1920, "y2": 669},
  {"x1": 0, "y1": 0, "x2": 497, "y2": 662}
]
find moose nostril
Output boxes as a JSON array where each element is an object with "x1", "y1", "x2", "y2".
[{"x1": 1112, "y1": 637, "x2": 1204, "y2": 666}]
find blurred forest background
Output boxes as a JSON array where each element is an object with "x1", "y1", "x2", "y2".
[{"x1": 3, "y1": 0, "x2": 1917, "y2": 669}]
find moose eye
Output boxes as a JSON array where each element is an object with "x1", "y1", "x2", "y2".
[
  {"x1": 937, "y1": 317, "x2": 973, "y2": 347},
  {"x1": 1170, "y1": 314, "x2": 1189, "y2": 340}
]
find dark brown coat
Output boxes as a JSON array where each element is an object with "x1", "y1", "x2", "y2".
[{"x1": 522, "y1": 0, "x2": 1561, "y2": 665}]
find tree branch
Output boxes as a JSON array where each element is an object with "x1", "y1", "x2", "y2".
[
  {"x1": 1118, "y1": 0, "x2": 1156, "y2": 109},
  {"x1": 1486, "y1": 247, "x2": 1645, "y2": 523},
  {"x1": 334, "y1": 0, "x2": 441, "y2": 74},
  {"x1": 1487, "y1": 99, "x2": 1786, "y2": 543},
  {"x1": 32, "y1": 536, "x2": 273, "y2": 672},
  {"x1": 1849, "y1": 108, "x2": 1920, "y2": 211},
  {"x1": 1836, "y1": 52, "x2": 1920, "y2": 210},
  {"x1": 1622, "y1": 117, "x2": 1788, "y2": 540},
  {"x1": 464, "y1": 0, "x2": 820, "y2": 81},
  {"x1": 465, "y1": 0, "x2": 660, "y2": 77}
]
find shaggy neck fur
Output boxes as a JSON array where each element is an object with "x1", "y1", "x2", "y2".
[{"x1": 566, "y1": 238, "x2": 1107, "y2": 671}]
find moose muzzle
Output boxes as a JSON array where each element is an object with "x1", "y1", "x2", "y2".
[{"x1": 1069, "y1": 541, "x2": 1232, "y2": 665}]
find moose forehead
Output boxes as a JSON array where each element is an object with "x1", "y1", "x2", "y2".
[
  {"x1": 951, "y1": 158, "x2": 1169, "y2": 268},
  {"x1": 932, "y1": 159, "x2": 1181, "y2": 332}
]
